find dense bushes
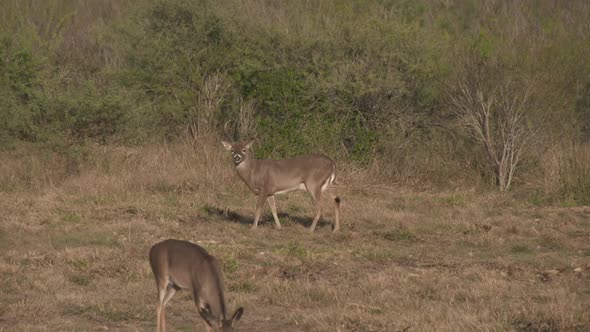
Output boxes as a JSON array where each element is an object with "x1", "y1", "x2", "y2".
[
  {"x1": 113, "y1": 0, "x2": 411, "y2": 160},
  {"x1": 1, "y1": 0, "x2": 590, "y2": 196}
]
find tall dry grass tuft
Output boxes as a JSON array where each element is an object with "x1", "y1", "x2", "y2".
[
  {"x1": 540, "y1": 142, "x2": 590, "y2": 205},
  {"x1": 367, "y1": 134, "x2": 484, "y2": 190},
  {"x1": 0, "y1": 140, "x2": 241, "y2": 198},
  {"x1": 0, "y1": 144, "x2": 77, "y2": 191},
  {"x1": 72, "y1": 141, "x2": 240, "y2": 198}
]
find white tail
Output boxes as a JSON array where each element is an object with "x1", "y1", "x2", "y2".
[
  {"x1": 149, "y1": 239, "x2": 244, "y2": 332},
  {"x1": 222, "y1": 140, "x2": 341, "y2": 232}
]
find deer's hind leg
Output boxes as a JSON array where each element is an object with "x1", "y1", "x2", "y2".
[
  {"x1": 309, "y1": 178, "x2": 341, "y2": 233},
  {"x1": 155, "y1": 276, "x2": 174, "y2": 332},
  {"x1": 156, "y1": 287, "x2": 164, "y2": 332},
  {"x1": 160, "y1": 285, "x2": 176, "y2": 332},
  {"x1": 307, "y1": 184, "x2": 324, "y2": 233}
]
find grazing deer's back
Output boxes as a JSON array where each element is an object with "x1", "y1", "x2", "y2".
[
  {"x1": 150, "y1": 239, "x2": 244, "y2": 331},
  {"x1": 149, "y1": 240, "x2": 219, "y2": 290}
]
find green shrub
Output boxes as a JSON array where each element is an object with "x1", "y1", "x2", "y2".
[{"x1": 2, "y1": 0, "x2": 590, "y2": 192}]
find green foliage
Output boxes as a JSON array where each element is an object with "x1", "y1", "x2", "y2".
[
  {"x1": 61, "y1": 213, "x2": 82, "y2": 224},
  {"x1": 239, "y1": 67, "x2": 309, "y2": 156},
  {"x1": 1, "y1": 0, "x2": 590, "y2": 192},
  {"x1": 0, "y1": 1, "x2": 127, "y2": 148},
  {"x1": 278, "y1": 242, "x2": 307, "y2": 259},
  {"x1": 0, "y1": 34, "x2": 43, "y2": 143},
  {"x1": 576, "y1": 81, "x2": 590, "y2": 142},
  {"x1": 46, "y1": 85, "x2": 126, "y2": 142},
  {"x1": 69, "y1": 274, "x2": 91, "y2": 286},
  {"x1": 229, "y1": 282, "x2": 257, "y2": 293},
  {"x1": 510, "y1": 244, "x2": 532, "y2": 255},
  {"x1": 221, "y1": 256, "x2": 240, "y2": 275},
  {"x1": 110, "y1": 0, "x2": 448, "y2": 161},
  {"x1": 382, "y1": 228, "x2": 417, "y2": 242}
]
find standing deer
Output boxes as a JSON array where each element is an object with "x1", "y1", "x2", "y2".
[
  {"x1": 149, "y1": 239, "x2": 244, "y2": 332},
  {"x1": 221, "y1": 140, "x2": 341, "y2": 232}
]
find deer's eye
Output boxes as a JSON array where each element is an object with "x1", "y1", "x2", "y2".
[
  {"x1": 242, "y1": 149, "x2": 246, "y2": 153},
  {"x1": 230, "y1": 150, "x2": 234, "y2": 153}
]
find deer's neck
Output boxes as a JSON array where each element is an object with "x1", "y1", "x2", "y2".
[
  {"x1": 234, "y1": 159, "x2": 262, "y2": 194},
  {"x1": 195, "y1": 264, "x2": 228, "y2": 320}
]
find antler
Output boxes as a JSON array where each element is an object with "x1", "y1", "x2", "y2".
[{"x1": 223, "y1": 120, "x2": 234, "y2": 142}]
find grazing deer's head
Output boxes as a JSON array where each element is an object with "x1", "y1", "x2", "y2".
[
  {"x1": 200, "y1": 305, "x2": 244, "y2": 332},
  {"x1": 221, "y1": 141, "x2": 253, "y2": 166}
]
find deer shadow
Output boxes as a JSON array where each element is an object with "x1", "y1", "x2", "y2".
[
  {"x1": 202, "y1": 205, "x2": 332, "y2": 229},
  {"x1": 201, "y1": 205, "x2": 252, "y2": 225},
  {"x1": 277, "y1": 212, "x2": 332, "y2": 229}
]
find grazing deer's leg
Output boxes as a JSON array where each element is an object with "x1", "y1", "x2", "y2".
[
  {"x1": 162, "y1": 286, "x2": 176, "y2": 306},
  {"x1": 163, "y1": 287, "x2": 176, "y2": 306},
  {"x1": 267, "y1": 196, "x2": 282, "y2": 229},
  {"x1": 156, "y1": 294, "x2": 163, "y2": 332},
  {"x1": 156, "y1": 302, "x2": 161, "y2": 332},
  {"x1": 160, "y1": 287, "x2": 176, "y2": 332},
  {"x1": 252, "y1": 193, "x2": 267, "y2": 229},
  {"x1": 156, "y1": 282, "x2": 167, "y2": 332}
]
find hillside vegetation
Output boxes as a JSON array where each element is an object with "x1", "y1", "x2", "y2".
[{"x1": 1, "y1": 0, "x2": 590, "y2": 197}]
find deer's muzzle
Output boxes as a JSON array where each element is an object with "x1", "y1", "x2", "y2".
[{"x1": 232, "y1": 154, "x2": 243, "y2": 165}]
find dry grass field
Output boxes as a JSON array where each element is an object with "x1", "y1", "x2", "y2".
[{"x1": 1, "y1": 144, "x2": 589, "y2": 331}]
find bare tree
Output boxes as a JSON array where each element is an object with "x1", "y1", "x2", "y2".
[
  {"x1": 236, "y1": 98, "x2": 258, "y2": 139},
  {"x1": 187, "y1": 72, "x2": 229, "y2": 143},
  {"x1": 449, "y1": 61, "x2": 538, "y2": 191}
]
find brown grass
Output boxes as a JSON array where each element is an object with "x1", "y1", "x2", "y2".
[{"x1": 0, "y1": 143, "x2": 589, "y2": 331}]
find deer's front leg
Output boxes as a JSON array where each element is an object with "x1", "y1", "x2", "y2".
[
  {"x1": 252, "y1": 192, "x2": 267, "y2": 229},
  {"x1": 267, "y1": 196, "x2": 282, "y2": 229}
]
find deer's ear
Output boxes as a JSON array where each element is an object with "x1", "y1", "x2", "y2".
[
  {"x1": 231, "y1": 307, "x2": 244, "y2": 324},
  {"x1": 245, "y1": 141, "x2": 254, "y2": 149},
  {"x1": 221, "y1": 141, "x2": 232, "y2": 151}
]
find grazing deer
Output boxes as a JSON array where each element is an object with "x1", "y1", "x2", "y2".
[
  {"x1": 149, "y1": 239, "x2": 244, "y2": 332},
  {"x1": 221, "y1": 140, "x2": 341, "y2": 232}
]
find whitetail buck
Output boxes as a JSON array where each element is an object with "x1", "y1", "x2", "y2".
[
  {"x1": 149, "y1": 239, "x2": 244, "y2": 332},
  {"x1": 221, "y1": 140, "x2": 341, "y2": 232}
]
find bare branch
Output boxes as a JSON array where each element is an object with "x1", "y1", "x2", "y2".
[{"x1": 448, "y1": 61, "x2": 539, "y2": 191}]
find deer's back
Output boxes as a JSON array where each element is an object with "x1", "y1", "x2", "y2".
[{"x1": 257, "y1": 153, "x2": 333, "y2": 179}]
